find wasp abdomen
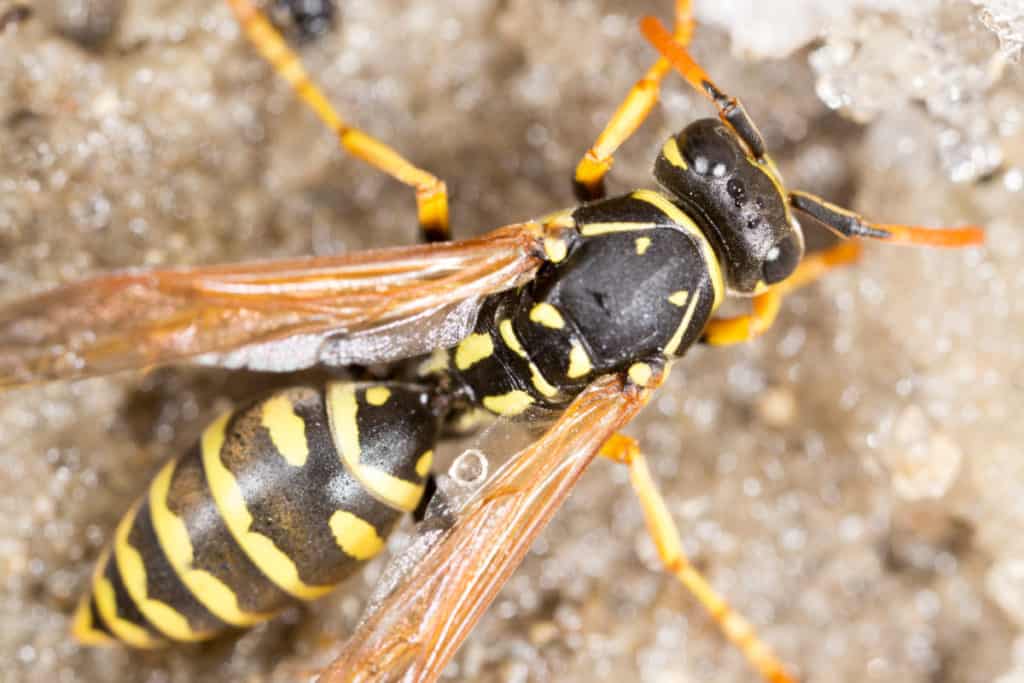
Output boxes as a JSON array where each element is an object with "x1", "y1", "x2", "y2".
[{"x1": 73, "y1": 382, "x2": 440, "y2": 646}]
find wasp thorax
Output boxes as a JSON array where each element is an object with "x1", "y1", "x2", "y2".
[{"x1": 653, "y1": 118, "x2": 803, "y2": 295}]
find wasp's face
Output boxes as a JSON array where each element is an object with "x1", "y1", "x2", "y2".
[{"x1": 653, "y1": 118, "x2": 804, "y2": 295}]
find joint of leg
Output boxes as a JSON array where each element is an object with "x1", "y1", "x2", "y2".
[{"x1": 598, "y1": 433, "x2": 638, "y2": 465}]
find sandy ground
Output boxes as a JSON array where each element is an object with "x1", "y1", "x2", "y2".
[{"x1": 1, "y1": 0, "x2": 1022, "y2": 681}]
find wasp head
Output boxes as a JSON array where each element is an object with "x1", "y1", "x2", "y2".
[{"x1": 653, "y1": 118, "x2": 804, "y2": 295}]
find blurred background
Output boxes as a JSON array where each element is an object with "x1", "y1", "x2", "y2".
[{"x1": 0, "y1": 0, "x2": 1021, "y2": 680}]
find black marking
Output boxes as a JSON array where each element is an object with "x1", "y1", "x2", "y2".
[
  {"x1": 128, "y1": 499, "x2": 225, "y2": 637},
  {"x1": 221, "y1": 387, "x2": 402, "y2": 587},
  {"x1": 87, "y1": 597, "x2": 115, "y2": 639},
  {"x1": 273, "y1": 0, "x2": 336, "y2": 41},
  {"x1": 573, "y1": 176, "x2": 606, "y2": 203},
  {"x1": 352, "y1": 385, "x2": 439, "y2": 489},
  {"x1": 102, "y1": 558, "x2": 164, "y2": 641},
  {"x1": 167, "y1": 446, "x2": 293, "y2": 615}
]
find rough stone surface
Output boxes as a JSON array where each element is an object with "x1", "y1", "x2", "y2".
[{"x1": 0, "y1": 0, "x2": 1021, "y2": 681}]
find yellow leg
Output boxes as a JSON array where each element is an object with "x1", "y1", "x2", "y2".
[
  {"x1": 702, "y1": 240, "x2": 862, "y2": 346},
  {"x1": 572, "y1": 0, "x2": 694, "y2": 201},
  {"x1": 225, "y1": 0, "x2": 450, "y2": 242},
  {"x1": 599, "y1": 434, "x2": 797, "y2": 683}
]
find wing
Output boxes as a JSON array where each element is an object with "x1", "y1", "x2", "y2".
[
  {"x1": 0, "y1": 224, "x2": 543, "y2": 388},
  {"x1": 317, "y1": 373, "x2": 654, "y2": 683}
]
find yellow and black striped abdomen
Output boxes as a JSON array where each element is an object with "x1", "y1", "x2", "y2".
[{"x1": 73, "y1": 382, "x2": 441, "y2": 646}]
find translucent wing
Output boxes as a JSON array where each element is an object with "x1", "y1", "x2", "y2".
[
  {"x1": 0, "y1": 225, "x2": 543, "y2": 388},
  {"x1": 318, "y1": 373, "x2": 653, "y2": 683}
]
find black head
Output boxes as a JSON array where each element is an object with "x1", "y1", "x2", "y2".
[{"x1": 653, "y1": 118, "x2": 804, "y2": 295}]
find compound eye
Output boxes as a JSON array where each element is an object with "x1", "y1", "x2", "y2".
[{"x1": 761, "y1": 233, "x2": 803, "y2": 284}]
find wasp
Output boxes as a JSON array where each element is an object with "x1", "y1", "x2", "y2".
[{"x1": 0, "y1": 1, "x2": 985, "y2": 681}]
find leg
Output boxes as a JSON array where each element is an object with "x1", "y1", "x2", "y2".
[
  {"x1": 790, "y1": 191, "x2": 984, "y2": 248},
  {"x1": 640, "y1": 15, "x2": 767, "y2": 161},
  {"x1": 702, "y1": 240, "x2": 861, "y2": 346},
  {"x1": 225, "y1": 0, "x2": 451, "y2": 242},
  {"x1": 572, "y1": 0, "x2": 695, "y2": 202},
  {"x1": 599, "y1": 434, "x2": 797, "y2": 683}
]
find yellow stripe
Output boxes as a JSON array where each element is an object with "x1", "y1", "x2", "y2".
[
  {"x1": 201, "y1": 412, "x2": 336, "y2": 600},
  {"x1": 664, "y1": 290, "x2": 701, "y2": 356},
  {"x1": 580, "y1": 221, "x2": 659, "y2": 236},
  {"x1": 662, "y1": 136, "x2": 687, "y2": 169},
  {"x1": 329, "y1": 510, "x2": 385, "y2": 561},
  {"x1": 114, "y1": 500, "x2": 211, "y2": 642},
  {"x1": 91, "y1": 547, "x2": 163, "y2": 648},
  {"x1": 325, "y1": 383, "x2": 425, "y2": 513},
  {"x1": 635, "y1": 236, "x2": 652, "y2": 255},
  {"x1": 529, "y1": 303, "x2": 565, "y2": 329},
  {"x1": 71, "y1": 597, "x2": 115, "y2": 646},
  {"x1": 483, "y1": 390, "x2": 535, "y2": 416},
  {"x1": 261, "y1": 394, "x2": 309, "y2": 467},
  {"x1": 499, "y1": 319, "x2": 527, "y2": 358},
  {"x1": 365, "y1": 386, "x2": 391, "y2": 406},
  {"x1": 631, "y1": 189, "x2": 724, "y2": 310},
  {"x1": 148, "y1": 460, "x2": 274, "y2": 627},
  {"x1": 416, "y1": 450, "x2": 433, "y2": 478},
  {"x1": 454, "y1": 333, "x2": 494, "y2": 371},
  {"x1": 529, "y1": 363, "x2": 559, "y2": 398},
  {"x1": 566, "y1": 342, "x2": 592, "y2": 379}
]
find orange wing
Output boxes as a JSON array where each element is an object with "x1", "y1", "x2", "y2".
[
  {"x1": 317, "y1": 373, "x2": 655, "y2": 683},
  {"x1": 0, "y1": 225, "x2": 543, "y2": 388}
]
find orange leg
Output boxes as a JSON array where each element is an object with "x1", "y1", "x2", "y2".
[
  {"x1": 789, "y1": 191, "x2": 984, "y2": 248},
  {"x1": 703, "y1": 240, "x2": 862, "y2": 346},
  {"x1": 640, "y1": 15, "x2": 768, "y2": 162},
  {"x1": 572, "y1": 0, "x2": 695, "y2": 201},
  {"x1": 600, "y1": 433, "x2": 797, "y2": 683},
  {"x1": 225, "y1": 0, "x2": 450, "y2": 242}
]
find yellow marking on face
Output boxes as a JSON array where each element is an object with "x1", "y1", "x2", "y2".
[
  {"x1": 201, "y1": 412, "x2": 335, "y2": 600},
  {"x1": 148, "y1": 460, "x2": 274, "y2": 627},
  {"x1": 664, "y1": 290, "x2": 701, "y2": 356},
  {"x1": 632, "y1": 190, "x2": 724, "y2": 310},
  {"x1": 566, "y1": 342, "x2": 592, "y2": 379},
  {"x1": 635, "y1": 237, "x2": 652, "y2": 255},
  {"x1": 628, "y1": 362, "x2": 653, "y2": 387},
  {"x1": 544, "y1": 237, "x2": 568, "y2": 263},
  {"x1": 529, "y1": 363, "x2": 559, "y2": 398},
  {"x1": 752, "y1": 280, "x2": 770, "y2": 294},
  {"x1": 529, "y1": 303, "x2": 565, "y2": 329},
  {"x1": 499, "y1": 319, "x2": 527, "y2": 359},
  {"x1": 261, "y1": 394, "x2": 309, "y2": 467},
  {"x1": 329, "y1": 510, "x2": 385, "y2": 561},
  {"x1": 454, "y1": 333, "x2": 494, "y2": 371},
  {"x1": 668, "y1": 290, "x2": 689, "y2": 307},
  {"x1": 71, "y1": 597, "x2": 115, "y2": 646},
  {"x1": 326, "y1": 383, "x2": 424, "y2": 513},
  {"x1": 418, "y1": 348, "x2": 448, "y2": 376},
  {"x1": 416, "y1": 450, "x2": 433, "y2": 478},
  {"x1": 91, "y1": 547, "x2": 163, "y2": 648},
  {"x1": 365, "y1": 386, "x2": 391, "y2": 406},
  {"x1": 580, "y1": 221, "x2": 659, "y2": 236},
  {"x1": 483, "y1": 390, "x2": 535, "y2": 416},
  {"x1": 662, "y1": 136, "x2": 687, "y2": 169},
  {"x1": 114, "y1": 500, "x2": 211, "y2": 642}
]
